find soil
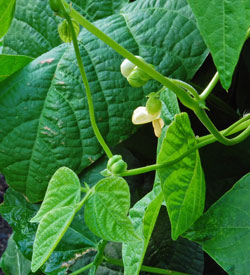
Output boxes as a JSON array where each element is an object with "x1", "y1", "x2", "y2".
[{"x1": 0, "y1": 175, "x2": 12, "y2": 275}]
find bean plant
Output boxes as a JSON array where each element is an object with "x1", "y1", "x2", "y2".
[{"x1": 0, "y1": 0, "x2": 250, "y2": 274}]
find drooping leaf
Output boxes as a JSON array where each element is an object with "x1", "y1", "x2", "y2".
[
  {"x1": 122, "y1": 190, "x2": 164, "y2": 275},
  {"x1": 31, "y1": 206, "x2": 76, "y2": 272},
  {"x1": 2, "y1": 0, "x2": 128, "y2": 58},
  {"x1": 0, "y1": 235, "x2": 31, "y2": 275},
  {"x1": 0, "y1": 1, "x2": 208, "y2": 202},
  {"x1": 184, "y1": 173, "x2": 250, "y2": 274},
  {"x1": 0, "y1": 54, "x2": 33, "y2": 82},
  {"x1": 0, "y1": 0, "x2": 16, "y2": 38},
  {"x1": 84, "y1": 177, "x2": 140, "y2": 242},
  {"x1": 157, "y1": 113, "x2": 205, "y2": 240},
  {"x1": 187, "y1": 0, "x2": 250, "y2": 89},
  {"x1": 31, "y1": 167, "x2": 81, "y2": 223}
]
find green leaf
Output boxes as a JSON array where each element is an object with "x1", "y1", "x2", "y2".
[
  {"x1": 184, "y1": 173, "x2": 250, "y2": 274},
  {"x1": 2, "y1": 0, "x2": 128, "y2": 58},
  {"x1": 0, "y1": 187, "x2": 97, "y2": 272},
  {"x1": 84, "y1": 177, "x2": 140, "y2": 242},
  {"x1": 31, "y1": 167, "x2": 81, "y2": 223},
  {"x1": 122, "y1": 190, "x2": 164, "y2": 275},
  {"x1": 0, "y1": 54, "x2": 33, "y2": 82},
  {"x1": 187, "y1": 0, "x2": 250, "y2": 89},
  {"x1": 157, "y1": 113, "x2": 205, "y2": 240},
  {"x1": 0, "y1": 1, "x2": 207, "y2": 202},
  {"x1": 0, "y1": 235, "x2": 31, "y2": 275},
  {"x1": 0, "y1": 0, "x2": 16, "y2": 38},
  {"x1": 31, "y1": 206, "x2": 76, "y2": 272}
]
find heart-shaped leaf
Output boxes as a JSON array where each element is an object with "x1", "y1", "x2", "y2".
[
  {"x1": 31, "y1": 167, "x2": 81, "y2": 223},
  {"x1": 84, "y1": 176, "x2": 140, "y2": 242}
]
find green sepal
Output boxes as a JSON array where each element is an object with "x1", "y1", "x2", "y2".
[
  {"x1": 58, "y1": 19, "x2": 80, "y2": 43},
  {"x1": 146, "y1": 93, "x2": 162, "y2": 115}
]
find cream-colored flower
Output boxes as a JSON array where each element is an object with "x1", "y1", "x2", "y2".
[{"x1": 132, "y1": 106, "x2": 164, "y2": 137}]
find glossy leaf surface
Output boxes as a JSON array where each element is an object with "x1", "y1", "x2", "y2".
[
  {"x1": 187, "y1": 0, "x2": 250, "y2": 89},
  {"x1": 84, "y1": 177, "x2": 140, "y2": 242},
  {"x1": 0, "y1": 235, "x2": 31, "y2": 275},
  {"x1": 157, "y1": 113, "x2": 205, "y2": 240},
  {"x1": 31, "y1": 167, "x2": 81, "y2": 223},
  {"x1": 184, "y1": 173, "x2": 250, "y2": 274}
]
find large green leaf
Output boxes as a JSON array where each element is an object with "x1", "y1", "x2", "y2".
[
  {"x1": 31, "y1": 206, "x2": 76, "y2": 272},
  {"x1": 184, "y1": 173, "x2": 250, "y2": 275},
  {"x1": 0, "y1": 54, "x2": 33, "y2": 82},
  {"x1": 157, "y1": 113, "x2": 205, "y2": 240},
  {"x1": 2, "y1": 0, "x2": 128, "y2": 58},
  {"x1": 0, "y1": 0, "x2": 16, "y2": 38},
  {"x1": 0, "y1": 235, "x2": 31, "y2": 275},
  {"x1": 31, "y1": 167, "x2": 81, "y2": 223},
  {"x1": 84, "y1": 177, "x2": 140, "y2": 242},
  {"x1": 0, "y1": 1, "x2": 207, "y2": 202},
  {"x1": 187, "y1": 0, "x2": 250, "y2": 89}
]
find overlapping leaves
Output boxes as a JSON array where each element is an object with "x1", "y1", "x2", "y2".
[{"x1": 0, "y1": 0, "x2": 208, "y2": 202}]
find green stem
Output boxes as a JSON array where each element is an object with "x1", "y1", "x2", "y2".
[
  {"x1": 104, "y1": 256, "x2": 188, "y2": 275},
  {"x1": 62, "y1": 1, "x2": 250, "y2": 147},
  {"x1": 171, "y1": 79, "x2": 200, "y2": 101},
  {"x1": 70, "y1": 262, "x2": 94, "y2": 275},
  {"x1": 199, "y1": 72, "x2": 219, "y2": 101},
  {"x1": 63, "y1": 0, "x2": 197, "y2": 111},
  {"x1": 194, "y1": 107, "x2": 250, "y2": 145},
  {"x1": 60, "y1": 2, "x2": 113, "y2": 159},
  {"x1": 75, "y1": 189, "x2": 93, "y2": 212},
  {"x1": 120, "y1": 118, "x2": 250, "y2": 177}
]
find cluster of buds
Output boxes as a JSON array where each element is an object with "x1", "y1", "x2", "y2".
[
  {"x1": 101, "y1": 155, "x2": 127, "y2": 176},
  {"x1": 121, "y1": 56, "x2": 164, "y2": 137}
]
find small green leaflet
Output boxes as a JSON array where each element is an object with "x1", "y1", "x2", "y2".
[
  {"x1": 0, "y1": 0, "x2": 16, "y2": 38},
  {"x1": 31, "y1": 167, "x2": 81, "y2": 223},
  {"x1": 157, "y1": 113, "x2": 205, "y2": 240},
  {"x1": 187, "y1": 0, "x2": 250, "y2": 89},
  {"x1": 84, "y1": 176, "x2": 141, "y2": 242},
  {"x1": 184, "y1": 173, "x2": 250, "y2": 274},
  {"x1": 122, "y1": 190, "x2": 164, "y2": 275},
  {"x1": 31, "y1": 167, "x2": 81, "y2": 272}
]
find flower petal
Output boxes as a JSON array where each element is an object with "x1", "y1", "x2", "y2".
[
  {"x1": 152, "y1": 118, "x2": 164, "y2": 137},
  {"x1": 132, "y1": 106, "x2": 160, "y2": 125}
]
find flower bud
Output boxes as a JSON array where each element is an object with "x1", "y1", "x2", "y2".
[
  {"x1": 120, "y1": 56, "x2": 144, "y2": 78},
  {"x1": 107, "y1": 155, "x2": 127, "y2": 175},
  {"x1": 120, "y1": 56, "x2": 152, "y2": 87},
  {"x1": 49, "y1": 0, "x2": 61, "y2": 13},
  {"x1": 58, "y1": 19, "x2": 80, "y2": 43},
  {"x1": 146, "y1": 93, "x2": 162, "y2": 115}
]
